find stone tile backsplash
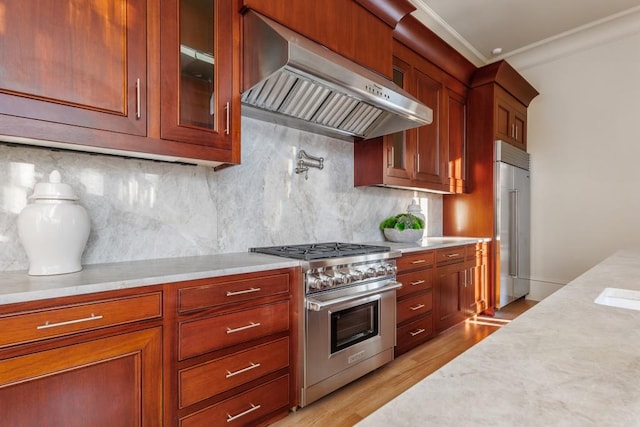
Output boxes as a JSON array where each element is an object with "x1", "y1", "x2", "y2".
[{"x1": 0, "y1": 117, "x2": 442, "y2": 272}]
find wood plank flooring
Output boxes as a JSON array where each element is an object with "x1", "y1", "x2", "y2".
[{"x1": 273, "y1": 298, "x2": 538, "y2": 427}]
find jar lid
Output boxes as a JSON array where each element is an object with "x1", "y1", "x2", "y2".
[{"x1": 30, "y1": 170, "x2": 79, "y2": 201}]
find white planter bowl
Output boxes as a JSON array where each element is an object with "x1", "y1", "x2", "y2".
[{"x1": 383, "y1": 228, "x2": 423, "y2": 243}]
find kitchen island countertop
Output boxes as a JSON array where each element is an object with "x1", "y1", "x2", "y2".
[
  {"x1": 358, "y1": 249, "x2": 640, "y2": 426},
  {"x1": 0, "y1": 236, "x2": 487, "y2": 305}
]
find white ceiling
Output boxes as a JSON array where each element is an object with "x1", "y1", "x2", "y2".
[{"x1": 409, "y1": 0, "x2": 640, "y2": 65}]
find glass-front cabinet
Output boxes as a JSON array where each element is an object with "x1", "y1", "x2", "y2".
[{"x1": 160, "y1": 0, "x2": 240, "y2": 163}]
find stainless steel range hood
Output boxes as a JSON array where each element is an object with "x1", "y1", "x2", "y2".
[{"x1": 241, "y1": 11, "x2": 433, "y2": 141}]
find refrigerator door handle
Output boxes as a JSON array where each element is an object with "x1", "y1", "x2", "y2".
[{"x1": 509, "y1": 189, "x2": 519, "y2": 277}]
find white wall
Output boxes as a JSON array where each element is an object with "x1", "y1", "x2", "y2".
[{"x1": 508, "y1": 25, "x2": 640, "y2": 298}]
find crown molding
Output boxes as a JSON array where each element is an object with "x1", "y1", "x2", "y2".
[
  {"x1": 409, "y1": 1, "x2": 640, "y2": 70},
  {"x1": 504, "y1": 6, "x2": 640, "y2": 70}
]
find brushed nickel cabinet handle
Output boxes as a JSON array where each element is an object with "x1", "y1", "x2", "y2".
[
  {"x1": 446, "y1": 253, "x2": 460, "y2": 258},
  {"x1": 225, "y1": 362, "x2": 261, "y2": 378},
  {"x1": 135, "y1": 78, "x2": 141, "y2": 119},
  {"x1": 37, "y1": 313, "x2": 103, "y2": 330},
  {"x1": 409, "y1": 280, "x2": 426, "y2": 286},
  {"x1": 226, "y1": 322, "x2": 261, "y2": 334},
  {"x1": 227, "y1": 403, "x2": 261, "y2": 422},
  {"x1": 410, "y1": 303, "x2": 426, "y2": 311},
  {"x1": 226, "y1": 287, "x2": 261, "y2": 297},
  {"x1": 411, "y1": 259, "x2": 426, "y2": 264},
  {"x1": 409, "y1": 328, "x2": 426, "y2": 337},
  {"x1": 224, "y1": 102, "x2": 230, "y2": 135}
]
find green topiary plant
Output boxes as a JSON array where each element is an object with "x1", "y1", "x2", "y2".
[{"x1": 379, "y1": 213, "x2": 424, "y2": 231}]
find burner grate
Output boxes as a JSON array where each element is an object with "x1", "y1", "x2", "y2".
[{"x1": 250, "y1": 242, "x2": 390, "y2": 260}]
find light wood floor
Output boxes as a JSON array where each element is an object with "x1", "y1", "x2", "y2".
[{"x1": 273, "y1": 298, "x2": 538, "y2": 427}]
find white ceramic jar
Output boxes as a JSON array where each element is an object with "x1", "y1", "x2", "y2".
[{"x1": 18, "y1": 170, "x2": 90, "y2": 275}]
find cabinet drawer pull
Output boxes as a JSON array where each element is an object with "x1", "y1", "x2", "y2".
[
  {"x1": 446, "y1": 253, "x2": 460, "y2": 258},
  {"x1": 410, "y1": 304, "x2": 426, "y2": 311},
  {"x1": 409, "y1": 328, "x2": 426, "y2": 337},
  {"x1": 226, "y1": 322, "x2": 261, "y2": 334},
  {"x1": 36, "y1": 313, "x2": 103, "y2": 330},
  {"x1": 227, "y1": 403, "x2": 261, "y2": 422},
  {"x1": 226, "y1": 362, "x2": 261, "y2": 378},
  {"x1": 411, "y1": 259, "x2": 426, "y2": 264},
  {"x1": 409, "y1": 280, "x2": 426, "y2": 286},
  {"x1": 135, "y1": 78, "x2": 141, "y2": 119},
  {"x1": 226, "y1": 287, "x2": 261, "y2": 297}
]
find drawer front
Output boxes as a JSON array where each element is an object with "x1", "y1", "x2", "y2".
[
  {"x1": 397, "y1": 269, "x2": 434, "y2": 298},
  {"x1": 0, "y1": 293, "x2": 162, "y2": 348},
  {"x1": 179, "y1": 301, "x2": 289, "y2": 360},
  {"x1": 179, "y1": 375, "x2": 289, "y2": 427},
  {"x1": 178, "y1": 273, "x2": 290, "y2": 313},
  {"x1": 436, "y1": 246, "x2": 466, "y2": 265},
  {"x1": 396, "y1": 315, "x2": 433, "y2": 351},
  {"x1": 397, "y1": 292, "x2": 432, "y2": 324},
  {"x1": 179, "y1": 337, "x2": 289, "y2": 408},
  {"x1": 397, "y1": 251, "x2": 435, "y2": 272}
]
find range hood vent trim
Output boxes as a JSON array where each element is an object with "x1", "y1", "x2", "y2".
[{"x1": 241, "y1": 11, "x2": 433, "y2": 141}]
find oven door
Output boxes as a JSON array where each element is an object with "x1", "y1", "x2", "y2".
[{"x1": 305, "y1": 280, "x2": 400, "y2": 388}]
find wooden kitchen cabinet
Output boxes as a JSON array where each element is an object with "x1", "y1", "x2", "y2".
[
  {"x1": 0, "y1": 0, "x2": 241, "y2": 168},
  {"x1": 0, "y1": 0, "x2": 147, "y2": 136},
  {"x1": 354, "y1": 40, "x2": 468, "y2": 194},
  {"x1": 443, "y1": 61, "x2": 537, "y2": 313},
  {"x1": 495, "y1": 87, "x2": 528, "y2": 150},
  {"x1": 165, "y1": 268, "x2": 300, "y2": 426},
  {"x1": 395, "y1": 250, "x2": 435, "y2": 356},
  {"x1": 466, "y1": 241, "x2": 490, "y2": 316},
  {"x1": 434, "y1": 245, "x2": 467, "y2": 333},
  {"x1": 0, "y1": 289, "x2": 164, "y2": 427},
  {"x1": 160, "y1": 0, "x2": 240, "y2": 159}
]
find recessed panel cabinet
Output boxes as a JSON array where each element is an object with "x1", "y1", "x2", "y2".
[
  {"x1": 0, "y1": 0, "x2": 147, "y2": 136},
  {"x1": 354, "y1": 41, "x2": 468, "y2": 194},
  {"x1": 0, "y1": 290, "x2": 163, "y2": 426},
  {"x1": 0, "y1": 0, "x2": 240, "y2": 167}
]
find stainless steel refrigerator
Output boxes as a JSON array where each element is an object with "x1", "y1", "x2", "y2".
[{"x1": 495, "y1": 140, "x2": 530, "y2": 308}]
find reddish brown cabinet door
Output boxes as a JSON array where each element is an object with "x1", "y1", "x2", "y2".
[
  {"x1": 160, "y1": 0, "x2": 240, "y2": 161},
  {"x1": 0, "y1": 0, "x2": 147, "y2": 136},
  {"x1": 446, "y1": 83, "x2": 468, "y2": 193},
  {"x1": 494, "y1": 87, "x2": 528, "y2": 150},
  {"x1": 0, "y1": 327, "x2": 163, "y2": 427},
  {"x1": 435, "y1": 261, "x2": 466, "y2": 332}
]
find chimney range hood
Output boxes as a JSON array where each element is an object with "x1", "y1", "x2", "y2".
[{"x1": 241, "y1": 11, "x2": 433, "y2": 141}]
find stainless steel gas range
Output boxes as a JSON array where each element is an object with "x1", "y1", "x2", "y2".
[{"x1": 250, "y1": 243, "x2": 402, "y2": 407}]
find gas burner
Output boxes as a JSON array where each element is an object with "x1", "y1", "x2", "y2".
[{"x1": 250, "y1": 242, "x2": 391, "y2": 261}]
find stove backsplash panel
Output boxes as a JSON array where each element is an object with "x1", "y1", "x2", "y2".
[{"x1": 0, "y1": 118, "x2": 442, "y2": 272}]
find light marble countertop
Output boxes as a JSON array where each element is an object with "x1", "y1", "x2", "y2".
[
  {"x1": 358, "y1": 249, "x2": 640, "y2": 426},
  {"x1": 0, "y1": 236, "x2": 488, "y2": 305},
  {"x1": 0, "y1": 253, "x2": 300, "y2": 305}
]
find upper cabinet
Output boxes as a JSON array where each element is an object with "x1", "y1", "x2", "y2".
[
  {"x1": 0, "y1": 0, "x2": 240, "y2": 168},
  {"x1": 470, "y1": 60, "x2": 539, "y2": 151},
  {"x1": 0, "y1": 0, "x2": 147, "y2": 136},
  {"x1": 160, "y1": 0, "x2": 240, "y2": 160},
  {"x1": 354, "y1": 38, "x2": 469, "y2": 194}
]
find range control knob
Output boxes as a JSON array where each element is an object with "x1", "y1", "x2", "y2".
[
  {"x1": 349, "y1": 269, "x2": 364, "y2": 281},
  {"x1": 307, "y1": 274, "x2": 324, "y2": 290},
  {"x1": 385, "y1": 264, "x2": 397, "y2": 275},
  {"x1": 376, "y1": 266, "x2": 388, "y2": 277},
  {"x1": 365, "y1": 267, "x2": 377, "y2": 278}
]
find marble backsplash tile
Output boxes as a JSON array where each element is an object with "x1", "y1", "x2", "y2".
[{"x1": 0, "y1": 117, "x2": 442, "y2": 272}]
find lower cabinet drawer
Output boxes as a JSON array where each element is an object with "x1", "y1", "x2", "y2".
[
  {"x1": 179, "y1": 337, "x2": 289, "y2": 408},
  {"x1": 179, "y1": 301, "x2": 289, "y2": 360},
  {"x1": 397, "y1": 292, "x2": 432, "y2": 324},
  {"x1": 397, "y1": 269, "x2": 433, "y2": 299},
  {"x1": 0, "y1": 292, "x2": 162, "y2": 348},
  {"x1": 396, "y1": 315, "x2": 434, "y2": 352},
  {"x1": 179, "y1": 375, "x2": 290, "y2": 427}
]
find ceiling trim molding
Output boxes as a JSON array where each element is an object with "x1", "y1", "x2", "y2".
[
  {"x1": 503, "y1": 5, "x2": 640, "y2": 70},
  {"x1": 410, "y1": 1, "x2": 640, "y2": 70},
  {"x1": 408, "y1": 0, "x2": 487, "y2": 66}
]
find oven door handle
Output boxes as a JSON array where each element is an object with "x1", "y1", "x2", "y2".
[{"x1": 306, "y1": 281, "x2": 403, "y2": 311}]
